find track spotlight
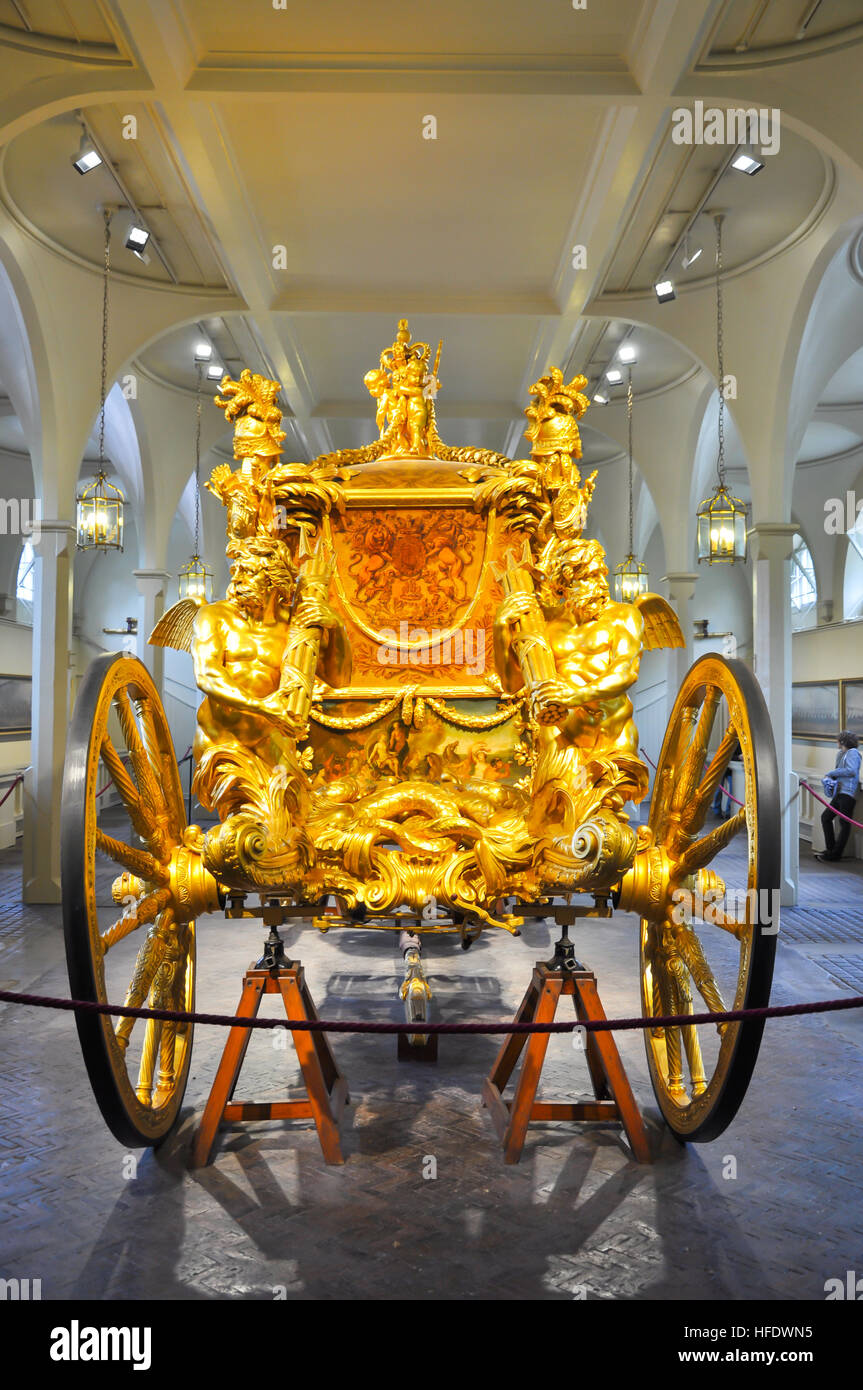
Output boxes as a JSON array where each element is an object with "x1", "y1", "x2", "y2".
[
  {"x1": 654, "y1": 278, "x2": 676, "y2": 303},
  {"x1": 618, "y1": 343, "x2": 637, "y2": 364},
  {"x1": 124, "y1": 221, "x2": 150, "y2": 260},
  {"x1": 194, "y1": 342, "x2": 213, "y2": 362},
  {"x1": 681, "y1": 234, "x2": 702, "y2": 270},
  {"x1": 72, "y1": 132, "x2": 102, "y2": 175},
  {"x1": 606, "y1": 368, "x2": 623, "y2": 383},
  {"x1": 731, "y1": 147, "x2": 764, "y2": 175}
]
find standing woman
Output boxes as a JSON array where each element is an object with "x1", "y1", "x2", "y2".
[{"x1": 816, "y1": 731, "x2": 862, "y2": 863}]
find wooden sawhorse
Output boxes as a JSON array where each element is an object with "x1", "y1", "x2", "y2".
[
  {"x1": 191, "y1": 958, "x2": 348, "y2": 1168},
  {"x1": 483, "y1": 958, "x2": 651, "y2": 1165}
]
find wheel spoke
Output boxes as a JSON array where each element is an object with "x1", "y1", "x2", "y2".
[
  {"x1": 673, "y1": 973, "x2": 707, "y2": 1098},
  {"x1": 134, "y1": 696, "x2": 183, "y2": 843},
  {"x1": 657, "y1": 966, "x2": 685, "y2": 1098},
  {"x1": 676, "y1": 925, "x2": 729, "y2": 1021},
  {"x1": 100, "y1": 887, "x2": 171, "y2": 953},
  {"x1": 685, "y1": 723, "x2": 739, "y2": 834},
  {"x1": 652, "y1": 704, "x2": 700, "y2": 845},
  {"x1": 136, "y1": 1017, "x2": 162, "y2": 1104},
  {"x1": 114, "y1": 926, "x2": 168, "y2": 1052},
  {"x1": 99, "y1": 735, "x2": 154, "y2": 841},
  {"x1": 155, "y1": 1021, "x2": 177, "y2": 1102},
  {"x1": 676, "y1": 806, "x2": 746, "y2": 876},
  {"x1": 667, "y1": 687, "x2": 721, "y2": 853},
  {"x1": 95, "y1": 829, "x2": 169, "y2": 885},
  {"x1": 693, "y1": 898, "x2": 746, "y2": 940},
  {"x1": 114, "y1": 689, "x2": 169, "y2": 831}
]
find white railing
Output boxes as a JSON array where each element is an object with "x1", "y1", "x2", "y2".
[
  {"x1": 796, "y1": 767, "x2": 863, "y2": 859},
  {"x1": 0, "y1": 770, "x2": 25, "y2": 848}
]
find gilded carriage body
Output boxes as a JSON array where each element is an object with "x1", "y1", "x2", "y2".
[{"x1": 153, "y1": 320, "x2": 680, "y2": 933}]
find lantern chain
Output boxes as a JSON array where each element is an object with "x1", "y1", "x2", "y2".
[
  {"x1": 715, "y1": 213, "x2": 726, "y2": 489},
  {"x1": 98, "y1": 209, "x2": 111, "y2": 470},
  {"x1": 627, "y1": 366, "x2": 634, "y2": 556},
  {"x1": 194, "y1": 362, "x2": 203, "y2": 557}
]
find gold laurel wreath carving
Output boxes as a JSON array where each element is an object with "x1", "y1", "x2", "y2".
[
  {"x1": 423, "y1": 696, "x2": 524, "y2": 730},
  {"x1": 308, "y1": 691, "x2": 408, "y2": 730}
]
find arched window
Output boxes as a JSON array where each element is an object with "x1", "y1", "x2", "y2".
[
  {"x1": 790, "y1": 532, "x2": 817, "y2": 630},
  {"x1": 846, "y1": 513, "x2": 863, "y2": 620},
  {"x1": 15, "y1": 541, "x2": 35, "y2": 623}
]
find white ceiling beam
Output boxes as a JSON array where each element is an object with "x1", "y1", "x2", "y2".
[
  {"x1": 270, "y1": 290, "x2": 559, "y2": 317},
  {"x1": 108, "y1": 0, "x2": 333, "y2": 460},
  {"x1": 186, "y1": 61, "x2": 639, "y2": 99}
]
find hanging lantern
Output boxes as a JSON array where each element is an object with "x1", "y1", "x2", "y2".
[
  {"x1": 76, "y1": 468, "x2": 125, "y2": 550},
  {"x1": 611, "y1": 361, "x2": 649, "y2": 602},
  {"x1": 178, "y1": 553, "x2": 213, "y2": 602},
  {"x1": 178, "y1": 361, "x2": 212, "y2": 602},
  {"x1": 696, "y1": 483, "x2": 747, "y2": 563},
  {"x1": 698, "y1": 214, "x2": 746, "y2": 564},
  {"x1": 77, "y1": 210, "x2": 126, "y2": 552},
  {"x1": 612, "y1": 552, "x2": 650, "y2": 602}
]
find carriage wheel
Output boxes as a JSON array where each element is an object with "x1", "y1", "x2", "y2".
[
  {"x1": 634, "y1": 654, "x2": 779, "y2": 1142},
  {"x1": 62, "y1": 652, "x2": 196, "y2": 1146}
]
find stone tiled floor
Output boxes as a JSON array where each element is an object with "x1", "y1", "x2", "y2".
[{"x1": 1, "y1": 832, "x2": 862, "y2": 1301}]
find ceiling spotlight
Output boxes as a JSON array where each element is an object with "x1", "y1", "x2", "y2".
[
  {"x1": 592, "y1": 391, "x2": 608, "y2": 405},
  {"x1": 72, "y1": 132, "x2": 102, "y2": 175},
  {"x1": 731, "y1": 147, "x2": 764, "y2": 175},
  {"x1": 606, "y1": 368, "x2": 623, "y2": 383},
  {"x1": 194, "y1": 342, "x2": 213, "y2": 362},
  {"x1": 124, "y1": 221, "x2": 150, "y2": 260},
  {"x1": 681, "y1": 234, "x2": 702, "y2": 270},
  {"x1": 207, "y1": 363, "x2": 223, "y2": 379},
  {"x1": 618, "y1": 343, "x2": 637, "y2": 364},
  {"x1": 654, "y1": 278, "x2": 676, "y2": 303}
]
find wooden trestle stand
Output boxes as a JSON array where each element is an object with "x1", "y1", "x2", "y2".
[
  {"x1": 191, "y1": 931, "x2": 349, "y2": 1167},
  {"x1": 483, "y1": 913, "x2": 651, "y2": 1165}
]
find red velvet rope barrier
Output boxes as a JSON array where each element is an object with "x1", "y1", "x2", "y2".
[
  {"x1": 96, "y1": 746, "x2": 193, "y2": 800},
  {"x1": 801, "y1": 779, "x2": 863, "y2": 830},
  {"x1": 0, "y1": 774, "x2": 23, "y2": 810},
  {"x1": 640, "y1": 745, "x2": 862, "y2": 827},
  {"x1": 1, "y1": 986, "x2": 860, "y2": 1036},
  {"x1": 640, "y1": 746, "x2": 745, "y2": 808}
]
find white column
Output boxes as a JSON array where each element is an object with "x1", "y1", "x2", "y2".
[
  {"x1": 661, "y1": 569, "x2": 697, "y2": 700},
  {"x1": 749, "y1": 523, "x2": 798, "y2": 906},
  {"x1": 133, "y1": 569, "x2": 172, "y2": 693},
  {"x1": 22, "y1": 520, "x2": 74, "y2": 904}
]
